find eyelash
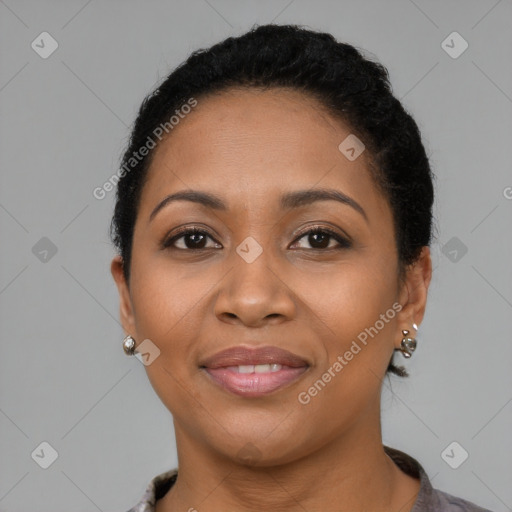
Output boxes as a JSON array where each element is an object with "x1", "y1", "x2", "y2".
[{"x1": 161, "y1": 225, "x2": 352, "y2": 251}]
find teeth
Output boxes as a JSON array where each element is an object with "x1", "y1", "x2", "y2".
[{"x1": 227, "y1": 364, "x2": 284, "y2": 373}]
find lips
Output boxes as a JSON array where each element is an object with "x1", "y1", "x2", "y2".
[
  {"x1": 199, "y1": 345, "x2": 310, "y2": 397},
  {"x1": 199, "y1": 345, "x2": 309, "y2": 369}
]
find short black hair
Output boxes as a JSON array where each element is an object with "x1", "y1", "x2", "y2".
[{"x1": 110, "y1": 23, "x2": 436, "y2": 377}]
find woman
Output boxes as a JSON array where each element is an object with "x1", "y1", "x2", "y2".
[{"x1": 110, "y1": 24, "x2": 492, "y2": 512}]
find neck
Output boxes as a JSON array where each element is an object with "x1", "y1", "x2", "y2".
[{"x1": 156, "y1": 396, "x2": 419, "y2": 512}]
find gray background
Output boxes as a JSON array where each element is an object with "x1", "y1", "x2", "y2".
[{"x1": 1, "y1": 0, "x2": 511, "y2": 511}]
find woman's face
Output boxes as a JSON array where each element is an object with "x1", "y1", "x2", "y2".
[{"x1": 112, "y1": 87, "x2": 430, "y2": 465}]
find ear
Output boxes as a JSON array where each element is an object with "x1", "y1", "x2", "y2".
[
  {"x1": 110, "y1": 255, "x2": 137, "y2": 337},
  {"x1": 395, "y1": 246, "x2": 432, "y2": 348}
]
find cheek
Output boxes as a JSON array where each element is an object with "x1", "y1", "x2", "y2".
[
  {"x1": 295, "y1": 260, "x2": 397, "y2": 401},
  {"x1": 130, "y1": 247, "x2": 212, "y2": 332},
  {"x1": 299, "y1": 257, "x2": 397, "y2": 339},
  {"x1": 128, "y1": 253, "x2": 245, "y2": 390},
  {"x1": 129, "y1": 261, "x2": 213, "y2": 412}
]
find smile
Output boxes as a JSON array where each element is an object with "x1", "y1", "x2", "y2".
[{"x1": 202, "y1": 365, "x2": 309, "y2": 397}]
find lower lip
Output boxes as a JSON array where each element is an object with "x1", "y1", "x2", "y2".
[{"x1": 202, "y1": 366, "x2": 309, "y2": 397}]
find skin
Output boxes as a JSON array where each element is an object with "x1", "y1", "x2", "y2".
[{"x1": 111, "y1": 87, "x2": 432, "y2": 512}]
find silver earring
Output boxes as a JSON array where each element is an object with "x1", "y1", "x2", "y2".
[
  {"x1": 400, "y1": 329, "x2": 417, "y2": 358},
  {"x1": 123, "y1": 335, "x2": 136, "y2": 356}
]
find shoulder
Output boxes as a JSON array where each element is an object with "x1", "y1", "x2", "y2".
[
  {"x1": 432, "y1": 488, "x2": 494, "y2": 512},
  {"x1": 124, "y1": 468, "x2": 178, "y2": 512},
  {"x1": 383, "y1": 445, "x2": 494, "y2": 512}
]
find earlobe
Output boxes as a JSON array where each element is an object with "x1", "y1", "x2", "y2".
[
  {"x1": 395, "y1": 247, "x2": 432, "y2": 348},
  {"x1": 110, "y1": 255, "x2": 136, "y2": 336}
]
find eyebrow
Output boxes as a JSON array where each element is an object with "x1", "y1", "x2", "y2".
[{"x1": 148, "y1": 187, "x2": 368, "y2": 223}]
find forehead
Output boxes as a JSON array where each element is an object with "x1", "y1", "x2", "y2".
[{"x1": 138, "y1": 87, "x2": 387, "y2": 219}]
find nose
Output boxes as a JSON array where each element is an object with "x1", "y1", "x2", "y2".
[{"x1": 213, "y1": 251, "x2": 297, "y2": 328}]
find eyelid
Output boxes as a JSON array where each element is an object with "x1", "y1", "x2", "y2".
[
  {"x1": 161, "y1": 225, "x2": 220, "y2": 249},
  {"x1": 162, "y1": 223, "x2": 351, "y2": 251},
  {"x1": 292, "y1": 224, "x2": 351, "y2": 243},
  {"x1": 291, "y1": 225, "x2": 352, "y2": 249}
]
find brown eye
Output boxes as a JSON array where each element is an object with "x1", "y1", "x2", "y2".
[
  {"x1": 162, "y1": 226, "x2": 351, "y2": 252},
  {"x1": 292, "y1": 227, "x2": 351, "y2": 250},
  {"x1": 163, "y1": 228, "x2": 220, "y2": 250}
]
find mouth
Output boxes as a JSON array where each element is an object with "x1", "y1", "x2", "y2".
[{"x1": 199, "y1": 345, "x2": 310, "y2": 397}]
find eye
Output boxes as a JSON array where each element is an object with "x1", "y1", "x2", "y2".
[
  {"x1": 162, "y1": 227, "x2": 220, "y2": 250},
  {"x1": 161, "y1": 225, "x2": 351, "y2": 251},
  {"x1": 291, "y1": 227, "x2": 351, "y2": 250}
]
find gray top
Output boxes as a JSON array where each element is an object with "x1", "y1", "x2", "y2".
[{"x1": 125, "y1": 445, "x2": 493, "y2": 511}]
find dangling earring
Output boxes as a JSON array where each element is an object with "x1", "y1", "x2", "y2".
[
  {"x1": 400, "y1": 326, "x2": 417, "y2": 358},
  {"x1": 123, "y1": 335, "x2": 136, "y2": 356}
]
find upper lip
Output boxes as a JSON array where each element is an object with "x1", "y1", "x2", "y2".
[{"x1": 199, "y1": 345, "x2": 309, "y2": 369}]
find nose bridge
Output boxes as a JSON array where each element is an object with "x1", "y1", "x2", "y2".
[
  {"x1": 213, "y1": 230, "x2": 295, "y2": 326},
  {"x1": 231, "y1": 203, "x2": 278, "y2": 274},
  {"x1": 235, "y1": 235, "x2": 275, "y2": 289}
]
